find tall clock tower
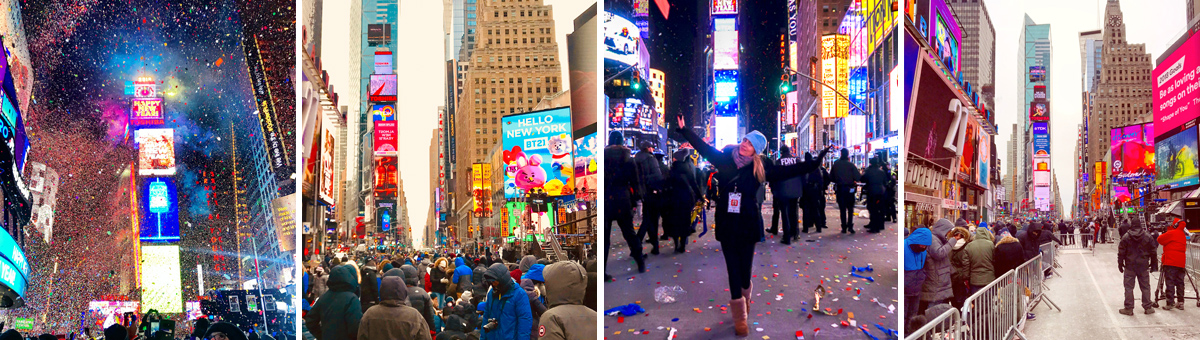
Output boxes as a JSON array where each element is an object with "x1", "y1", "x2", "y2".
[{"x1": 1087, "y1": 0, "x2": 1153, "y2": 197}]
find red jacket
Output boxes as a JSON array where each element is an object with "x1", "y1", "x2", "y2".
[
  {"x1": 1157, "y1": 221, "x2": 1188, "y2": 268},
  {"x1": 424, "y1": 272, "x2": 433, "y2": 292}
]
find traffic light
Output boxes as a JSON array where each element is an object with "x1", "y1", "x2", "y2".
[{"x1": 780, "y1": 81, "x2": 791, "y2": 93}]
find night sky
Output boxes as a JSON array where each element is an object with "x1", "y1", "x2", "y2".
[{"x1": 12, "y1": 0, "x2": 281, "y2": 328}]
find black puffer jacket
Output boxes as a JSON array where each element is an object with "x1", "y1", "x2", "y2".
[
  {"x1": 634, "y1": 150, "x2": 666, "y2": 193},
  {"x1": 1119, "y1": 225, "x2": 1159, "y2": 272},
  {"x1": 397, "y1": 266, "x2": 436, "y2": 331},
  {"x1": 604, "y1": 141, "x2": 640, "y2": 215}
]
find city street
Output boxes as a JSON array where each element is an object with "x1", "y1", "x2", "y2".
[
  {"x1": 1024, "y1": 244, "x2": 1200, "y2": 339},
  {"x1": 604, "y1": 196, "x2": 898, "y2": 339}
]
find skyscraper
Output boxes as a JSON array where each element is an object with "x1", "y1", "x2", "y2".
[
  {"x1": 1016, "y1": 15, "x2": 1051, "y2": 204},
  {"x1": 1087, "y1": 0, "x2": 1153, "y2": 194},
  {"x1": 453, "y1": 0, "x2": 563, "y2": 239}
]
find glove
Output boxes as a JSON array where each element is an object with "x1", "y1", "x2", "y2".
[
  {"x1": 1118, "y1": 265, "x2": 1124, "y2": 273},
  {"x1": 953, "y1": 238, "x2": 967, "y2": 250},
  {"x1": 441, "y1": 278, "x2": 450, "y2": 283}
]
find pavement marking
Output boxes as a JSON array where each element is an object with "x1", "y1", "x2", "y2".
[{"x1": 1079, "y1": 249, "x2": 1129, "y2": 340}]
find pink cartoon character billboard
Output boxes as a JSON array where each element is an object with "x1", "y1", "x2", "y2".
[{"x1": 501, "y1": 107, "x2": 573, "y2": 197}]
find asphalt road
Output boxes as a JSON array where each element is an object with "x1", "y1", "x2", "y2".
[{"x1": 603, "y1": 196, "x2": 900, "y2": 339}]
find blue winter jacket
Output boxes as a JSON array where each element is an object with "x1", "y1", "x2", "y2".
[
  {"x1": 481, "y1": 263, "x2": 532, "y2": 340},
  {"x1": 453, "y1": 258, "x2": 474, "y2": 284}
]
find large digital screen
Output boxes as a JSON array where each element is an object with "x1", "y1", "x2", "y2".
[
  {"x1": 957, "y1": 118, "x2": 979, "y2": 184},
  {"x1": 715, "y1": 116, "x2": 738, "y2": 148},
  {"x1": 139, "y1": 177, "x2": 180, "y2": 242},
  {"x1": 1109, "y1": 123, "x2": 1155, "y2": 180},
  {"x1": 374, "y1": 51, "x2": 392, "y2": 75},
  {"x1": 374, "y1": 156, "x2": 397, "y2": 199},
  {"x1": 712, "y1": 0, "x2": 738, "y2": 14},
  {"x1": 0, "y1": 92, "x2": 16, "y2": 133},
  {"x1": 1029, "y1": 101, "x2": 1049, "y2": 121},
  {"x1": 134, "y1": 81, "x2": 156, "y2": 98},
  {"x1": 574, "y1": 132, "x2": 597, "y2": 197},
  {"x1": 821, "y1": 35, "x2": 849, "y2": 118},
  {"x1": 319, "y1": 122, "x2": 337, "y2": 205},
  {"x1": 0, "y1": 226, "x2": 28, "y2": 299},
  {"x1": 1032, "y1": 122, "x2": 1050, "y2": 156},
  {"x1": 140, "y1": 245, "x2": 182, "y2": 313},
  {"x1": 603, "y1": 12, "x2": 640, "y2": 66},
  {"x1": 714, "y1": 18, "x2": 738, "y2": 70},
  {"x1": 906, "y1": 54, "x2": 962, "y2": 170},
  {"x1": 1156, "y1": 125, "x2": 1200, "y2": 188},
  {"x1": 369, "y1": 74, "x2": 398, "y2": 102},
  {"x1": 1153, "y1": 33, "x2": 1200, "y2": 141},
  {"x1": 608, "y1": 98, "x2": 651, "y2": 132},
  {"x1": 1033, "y1": 85, "x2": 1047, "y2": 100},
  {"x1": 714, "y1": 70, "x2": 739, "y2": 116},
  {"x1": 1034, "y1": 186, "x2": 1051, "y2": 211},
  {"x1": 136, "y1": 129, "x2": 176, "y2": 176},
  {"x1": 1029, "y1": 66, "x2": 1046, "y2": 82},
  {"x1": 367, "y1": 24, "x2": 392, "y2": 46},
  {"x1": 501, "y1": 107, "x2": 573, "y2": 198},
  {"x1": 928, "y1": 0, "x2": 961, "y2": 74},
  {"x1": 376, "y1": 202, "x2": 395, "y2": 232},
  {"x1": 271, "y1": 194, "x2": 296, "y2": 252},
  {"x1": 1113, "y1": 186, "x2": 1132, "y2": 202},
  {"x1": 372, "y1": 104, "x2": 397, "y2": 155},
  {"x1": 131, "y1": 98, "x2": 165, "y2": 126}
]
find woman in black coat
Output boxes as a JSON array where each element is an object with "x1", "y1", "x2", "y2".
[
  {"x1": 672, "y1": 115, "x2": 830, "y2": 336},
  {"x1": 663, "y1": 149, "x2": 703, "y2": 253}
]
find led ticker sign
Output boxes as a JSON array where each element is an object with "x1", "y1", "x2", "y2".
[
  {"x1": 131, "y1": 98, "x2": 165, "y2": 126},
  {"x1": 139, "y1": 177, "x2": 180, "y2": 242},
  {"x1": 369, "y1": 74, "x2": 398, "y2": 102},
  {"x1": 0, "y1": 225, "x2": 29, "y2": 299},
  {"x1": 136, "y1": 129, "x2": 176, "y2": 176},
  {"x1": 712, "y1": 0, "x2": 738, "y2": 15}
]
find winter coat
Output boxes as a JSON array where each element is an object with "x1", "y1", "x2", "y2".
[
  {"x1": 359, "y1": 266, "x2": 379, "y2": 313},
  {"x1": 920, "y1": 219, "x2": 955, "y2": 303},
  {"x1": 951, "y1": 243, "x2": 971, "y2": 287},
  {"x1": 830, "y1": 156, "x2": 861, "y2": 191},
  {"x1": 861, "y1": 164, "x2": 889, "y2": 197},
  {"x1": 993, "y1": 235, "x2": 1026, "y2": 276},
  {"x1": 584, "y1": 260, "x2": 598, "y2": 311},
  {"x1": 904, "y1": 228, "x2": 932, "y2": 297},
  {"x1": 454, "y1": 258, "x2": 475, "y2": 295},
  {"x1": 436, "y1": 314, "x2": 470, "y2": 340},
  {"x1": 397, "y1": 266, "x2": 437, "y2": 332},
  {"x1": 472, "y1": 265, "x2": 489, "y2": 305},
  {"x1": 768, "y1": 148, "x2": 805, "y2": 200},
  {"x1": 633, "y1": 150, "x2": 667, "y2": 193},
  {"x1": 605, "y1": 145, "x2": 641, "y2": 215},
  {"x1": 672, "y1": 127, "x2": 829, "y2": 245},
  {"x1": 358, "y1": 276, "x2": 432, "y2": 340},
  {"x1": 519, "y1": 256, "x2": 538, "y2": 273},
  {"x1": 1017, "y1": 223, "x2": 1061, "y2": 260},
  {"x1": 304, "y1": 264, "x2": 363, "y2": 340},
  {"x1": 1119, "y1": 227, "x2": 1158, "y2": 272},
  {"x1": 1158, "y1": 222, "x2": 1188, "y2": 268},
  {"x1": 664, "y1": 159, "x2": 701, "y2": 237},
  {"x1": 432, "y1": 258, "x2": 452, "y2": 295},
  {"x1": 521, "y1": 279, "x2": 548, "y2": 340},
  {"x1": 481, "y1": 264, "x2": 534, "y2": 340},
  {"x1": 965, "y1": 228, "x2": 996, "y2": 286},
  {"x1": 310, "y1": 272, "x2": 329, "y2": 299},
  {"x1": 537, "y1": 262, "x2": 596, "y2": 340}
]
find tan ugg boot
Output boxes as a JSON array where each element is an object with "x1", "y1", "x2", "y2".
[
  {"x1": 742, "y1": 283, "x2": 753, "y2": 312},
  {"x1": 731, "y1": 298, "x2": 749, "y2": 336}
]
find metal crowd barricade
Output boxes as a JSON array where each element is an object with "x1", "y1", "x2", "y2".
[
  {"x1": 1016, "y1": 254, "x2": 1059, "y2": 313},
  {"x1": 1037, "y1": 242, "x2": 1059, "y2": 277},
  {"x1": 1187, "y1": 243, "x2": 1200, "y2": 279},
  {"x1": 904, "y1": 307, "x2": 962, "y2": 340},
  {"x1": 960, "y1": 270, "x2": 1020, "y2": 340},
  {"x1": 1057, "y1": 231, "x2": 1095, "y2": 253}
]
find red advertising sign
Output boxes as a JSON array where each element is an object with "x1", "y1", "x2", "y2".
[
  {"x1": 373, "y1": 104, "x2": 397, "y2": 155},
  {"x1": 1153, "y1": 33, "x2": 1200, "y2": 140}
]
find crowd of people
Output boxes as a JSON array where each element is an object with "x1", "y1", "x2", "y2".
[
  {"x1": 904, "y1": 215, "x2": 1191, "y2": 332},
  {"x1": 302, "y1": 248, "x2": 596, "y2": 340},
  {"x1": 603, "y1": 116, "x2": 898, "y2": 336}
]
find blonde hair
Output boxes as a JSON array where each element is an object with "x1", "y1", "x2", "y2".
[{"x1": 752, "y1": 153, "x2": 765, "y2": 183}]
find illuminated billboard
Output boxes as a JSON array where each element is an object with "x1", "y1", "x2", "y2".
[
  {"x1": 1156, "y1": 125, "x2": 1200, "y2": 189},
  {"x1": 1029, "y1": 101, "x2": 1049, "y2": 122},
  {"x1": 1029, "y1": 66, "x2": 1046, "y2": 82},
  {"x1": 1034, "y1": 186, "x2": 1051, "y2": 211},
  {"x1": 1032, "y1": 122, "x2": 1050, "y2": 156},
  {"x1": 367, "y1": 24, "x2": 392, "y2": 46},
  {"x1": 907, "y1": 54, "x2": 963, "y2": 170},
  {"x1": 821, "y1": 35, "x2": 849, "y2": 118},
  {"x1": 608, "y1": 98, "x2": 652, "y2": 132},
  {"x1": 372, "y1": 104, "x2": 397, "y2": 155},
  {"x1": 957, "y1": 118, "x2": 980, "y2": 183},
  {"x1": 1033, "y1": 85, "x2": 1047, "y2": 100},
  {"x1": 574, "y1": 132, "x2": 597, "y2": 196},
  {"x1": 374, "y1": 51, "x2": 393, "y2": 75},
  {"x1": 1109, "y1": 123, "x2": 1155, "y2": 180},
  {"x1": 501, "y1": 107, "x2": 573, "y2": 198},
  {"x1": 712, "y1": 0, "x2": 738, "y2": 14},
  {"x1": 134, "y1": 82, "x2": 156, "y2": 98},
  {"x1": 374, "y1": 156, "x2": 398, "y2": 199},
  {"x1": 139, "y1": 177, "x2": 180, "y2": 242},
  {"x1": 603, "y1": 12, "x2": 640, "y2": 66},
  {"x1": 131, "y1": 98, "x2": 165, "y2": 126},
  {"x1": 0, "y1": 226, "x2": 28, "y2": 299},
  {"x1": 136, "y1": 129, "x2": 176, "y2": 176},
  {"x1": 714, "y1": 70, "x2": 739, "y2": 116},
  {"x1": 271, "y1": 194, "x2": 296, "y2": 252},
  {"x1": 472, "y1": 163, "x2": 493, "y2": 217},
  {"x1": 140, "y1": 245, "x2": 182, "y2": 313},
  {"x1": 713, "y1": 18, "x2": 738, "y2": 70},
  {"x1": 715, "y1": 116, "x2": 738, "y2": 148},
  {"x1": 377, "y1": 202, "x2": 395, "y2": 232},
  {"x1": 1153, "y1": 33, "x2": 1200, "y2": 141},
  {"x1": 369, "y1": 74, "x2": 398, "y2": 102},
  {"x1": 319, "y1": 121, "x2": 337, "y2": 205},
  {"x1": 928, "y1": 0, "x2": 962, "y2": 74}
]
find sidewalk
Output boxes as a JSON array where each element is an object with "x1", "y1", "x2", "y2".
[
  {"x1": 1023, "y1": 243, "x2": 1200, "y2": 339},
  {"x1": 603, "y1": 201, "x2": 899, "y2": 339}
]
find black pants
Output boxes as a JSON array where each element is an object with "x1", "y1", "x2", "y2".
[
  {"x1": 802, "y1": 197, "x2": 819, "y2": 232},
  {"x1": 1124, "y1": 267, "x2": 1152, "y2": 310},
  {"x1": 605, "y1": 207, "x2": 643, "y2": 273},
  {"x1": 673, "y1": 236, "x2": 689, "y2": 252},
  {"x1": 779, "y1": 198, "x2": 800, "y2": 240},
  {"x1": 770, "y1": 197, "x2": 784, "y2": 234},
  {"x1": 866, "y1": 195, "x2": 884, "y2": 232},
  {"x1": 1165, "y1": 265, "x2": 1186, "y2": 305},
  {"x1": 638, "y1": 195, "x2": 664, "y2": 251},
  {"x1": 836, "y1": 191, "x2": 855, "y2": 231},
  {"x1": 721, "y1": 240, "x2": 756, "y2": 300}
]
